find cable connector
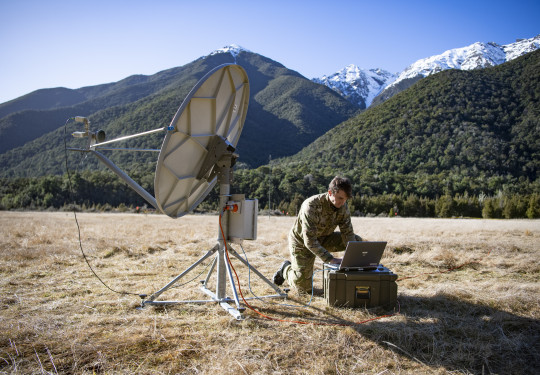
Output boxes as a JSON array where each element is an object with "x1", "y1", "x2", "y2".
[{"x1": 224, "y1": 201, "x2": 239, "y2": 213}]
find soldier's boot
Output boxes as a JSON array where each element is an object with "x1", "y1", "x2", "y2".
[{"x1": 272, "y1": 260, "x2": 291, "y2": 286}]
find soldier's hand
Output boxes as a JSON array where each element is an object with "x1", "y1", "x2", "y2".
[{"x1": 329, "y1": 257, "x2": 342, "y2": 265}]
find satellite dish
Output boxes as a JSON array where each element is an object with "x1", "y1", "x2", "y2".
[
  {"x1": 68, "y1": 63, "x2": 286, "y2": 320},
  {"x1": 154, "y1": 64, "x2": 249, "y2": 218}
]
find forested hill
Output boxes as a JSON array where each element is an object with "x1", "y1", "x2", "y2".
[
  {"x1": 0, "y1": 50, "x2": 358, "y2": 177},
  {"x1": 248, "y1": 49, "x2": 540, "y2": 199}
]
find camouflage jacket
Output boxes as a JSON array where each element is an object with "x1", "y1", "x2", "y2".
[{"x1": 289, "y1": 193, "x2": 356, "y2": 262}]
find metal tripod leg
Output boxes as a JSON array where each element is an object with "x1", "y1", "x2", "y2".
[
  {"x1": 228, "y1": 246, "x2": 288, "y2": 298},
  {"x1": 224, "y1": 248, "x2": 243, "y2": 310},
  {"x1": 142, "y1": 244, "x2": 219, "y2": 306},
  {"x1": 199, "y1": 242, "x2": 245, "y2": 320}
]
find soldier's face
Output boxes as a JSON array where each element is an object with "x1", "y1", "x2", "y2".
[{"x1": 328, "y1": 189, "x2": 348, "y2": 208}]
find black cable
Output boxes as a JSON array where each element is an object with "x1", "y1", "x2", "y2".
[
  {"x1": 63, "y1": 118, "x2": 140, "y2": 296},
  {"x1": 171, "y1": 260, "x2": 213, "y2": 289}
]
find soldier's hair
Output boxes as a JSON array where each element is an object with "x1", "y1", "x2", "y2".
[{"x1": 328, "y1": 176, "x2": 352, "y2": 198}]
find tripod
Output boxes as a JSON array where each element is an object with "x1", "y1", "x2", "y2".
[{"x1": 141, "y1": 153, "x2": 287, "y2": 320}]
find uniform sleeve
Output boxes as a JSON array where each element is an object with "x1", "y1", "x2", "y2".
[
  {"x1": 338, "y1": 204, "x2": 358, "y2": 243},
  {"x1": 300, "y1": 202, "x2": 334, "y2": 263}
]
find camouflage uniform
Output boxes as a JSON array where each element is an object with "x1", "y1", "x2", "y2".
[{"x1": 283, "y1": 193, "x2": 361, "y2": 292}]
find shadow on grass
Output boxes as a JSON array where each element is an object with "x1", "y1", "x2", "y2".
[
  {"x1": 251, "y1": 292, "x2": 539, "y2": 375},
  {"x1": 370, "y1": 293, "x2": 540, "y2": 375}
]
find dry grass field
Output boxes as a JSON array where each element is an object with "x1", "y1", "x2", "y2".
[{"x1": 1, "y1": 211, "x2": 539, "y2": 374}]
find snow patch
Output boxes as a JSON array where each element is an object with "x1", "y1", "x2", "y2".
[
  {"x1": 313, "y1": 65, "x2": 396, "y2": 108},
  {"x1": 314, "y1": 34, "x2": 539, "y2": 108},
  {"x1": 387, "y1": 34, "x2": 540, "y2": 90},
  {"x1": 209, "y1": 44, "x2": 251, "y2": 59}
]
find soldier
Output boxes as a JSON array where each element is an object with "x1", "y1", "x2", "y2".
[{"x1": 273, "y1": 176, "x2": 362, "y2": 293}]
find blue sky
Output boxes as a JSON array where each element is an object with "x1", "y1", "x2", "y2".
[{"x1": 0, "y1": 0, "x2": 538, "y2": 104}]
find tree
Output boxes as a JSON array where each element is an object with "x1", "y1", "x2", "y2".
[{"x1": 526, "y1": 194, "x2": 540, "y2": 219}]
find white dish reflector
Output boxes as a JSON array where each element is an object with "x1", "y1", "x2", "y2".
[{"x1": 154, "y1": 64, "x2": 250, "y2": 218}]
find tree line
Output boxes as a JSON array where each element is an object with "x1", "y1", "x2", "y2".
[{"x1": 1, "y1": 170, "x2": 539, "y2": 219}]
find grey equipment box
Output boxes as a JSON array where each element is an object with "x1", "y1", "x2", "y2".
[{"x1": 323, "y1": 266, "x2": 398, "y2": 308}]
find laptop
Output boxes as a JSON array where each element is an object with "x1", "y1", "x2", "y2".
[{"x1": 325, "y1": 241, "x2": 387, "y2": 271}]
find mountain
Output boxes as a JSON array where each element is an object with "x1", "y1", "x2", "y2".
[
  {"x1": 371, "y1": 34, "x2": 540, "y2": 106},
  {"x1": 312, "y1": 35, "x2": 540, "y2": 110},
  {"x1": 0, "y1": 66, "x2": 193, "y2": 154},
  {"x1": 312, "y1": 65, "x2": 396, "y2": 109},
  {"x1": 270, "y1": 49, "x2": 540, "y2": 198},
  {"x1": 0, "y1": 45, "x2": 359, "y2": 177}
]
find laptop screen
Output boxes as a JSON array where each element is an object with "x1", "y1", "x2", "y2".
[{"x1": 329, "y1": 241, "x2": 387, "y2": 271}]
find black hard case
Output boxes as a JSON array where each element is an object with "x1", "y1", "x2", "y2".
[{"x1": 323, "y1": 266, "x2": 398, "y2": 308}]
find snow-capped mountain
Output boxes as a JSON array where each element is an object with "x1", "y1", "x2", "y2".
[
  {"x1": 209, "y1": 44, "x2": 251, "y2": 60},
  {"x1": 390, "y1": 35, "x2": 539, "y2": 88},
  {"x1": 209, "y1": 44, "x2": 396, "y2": 109},
  {"x1": 209, "y1": 37, "x2": 539, "y2": 110},
  {"x1": 316, "y1": 34, "x2": 539, "y2": 109},
  {"x1": 504, "y1": 35, "x2": 540, "y2": 60},
  {"x1": 372, "y1": 34, "x2": 540, "y2": 106},
  {"x1": 312, "y1": 65, "x2": 396, "y2": 109},
  {"x1": 208, "y1": 44, "x2": 395, "y2": 109}
]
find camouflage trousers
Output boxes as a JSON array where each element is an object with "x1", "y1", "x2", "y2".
[{"x1": 283, "y1": 232, "x2": 362, "y2": 292}]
